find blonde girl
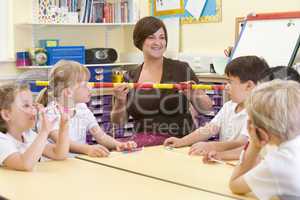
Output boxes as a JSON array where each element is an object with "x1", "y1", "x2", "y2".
[{"x1": 37, "y1": 60, "x2": 136, "y2": 157}]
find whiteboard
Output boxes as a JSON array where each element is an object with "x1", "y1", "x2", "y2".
[{"x1": 231, "y1": 17, "x2": 300, "y2": 67}]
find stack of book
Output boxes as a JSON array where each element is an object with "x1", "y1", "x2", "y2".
[{"x1": 47, "y1": 0, "x2": 139, "y2": 23}]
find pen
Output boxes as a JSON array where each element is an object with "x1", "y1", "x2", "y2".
[
  {"x1": 209, "y1": 157, "x2": 236, "y2": 167},
  {"x1": 122, "y1": 147, "x2": 143, "y2": 154}
]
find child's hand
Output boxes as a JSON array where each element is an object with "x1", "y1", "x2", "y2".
[
  {"x1": 163, "y1": 137, "x2": 184, "y2": 148},
  {"x1": 247, "y1": 120, "x2": 268, "y2": 150},
  {"x1": 87, "y1": 144, "x2": 110, "y2": 157},
  {"x1": 56, "y1": 104, "x2": 70, "y2": 126},
  {"x1": 36, "y1": 104, "x2": 53, "y2": 136},
  {"x1": 115, "y1": 141, "x2": 137, "y2": 152},
  {"x1": 195, "y1": 124, "x2": 220, "y2": 139},
  {"x1": 189, "y1": 142, "x2": 217, "y2": 156},
  {"x1": 202, "y1": 150, "x2": 220, "y2": 164}
]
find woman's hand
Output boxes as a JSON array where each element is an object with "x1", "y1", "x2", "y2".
[
  {"x1": 112, "y1": 84, "x2": 129, "y2": 103},
  {"x1": 180, "y1": 81, "x2": 212, "y2": 112},
  {"x1": 180, "y1": 81, "x2": 196, "y2": 100},
  {"x1": 180, "y1": 81, "x2": 206, "y2": 99}
]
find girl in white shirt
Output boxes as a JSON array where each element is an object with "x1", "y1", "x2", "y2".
[
  {"x1": 0, "y1": 83, "x2": 69, "y2": 171},
  {"x1": 230, "y1": 80, "x2": 300, "y2": 200},
  {"x1": 37, "y1": 60, "x2": 137, "y2": 157}
]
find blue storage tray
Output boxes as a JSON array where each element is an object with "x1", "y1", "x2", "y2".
[{"x1": 46, "y1": 46, "x2": 85, "y2": 65}]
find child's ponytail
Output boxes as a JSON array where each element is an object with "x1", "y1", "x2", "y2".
[{"x1": 36, "y1": 87, "x2": 49, "y2": 106}]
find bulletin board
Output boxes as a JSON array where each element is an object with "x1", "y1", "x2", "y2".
[
  {"x1": 149, "y1": 0, "x2": 222, "y2": 24},
  {"x1": 152, "y1": 0, "x2": 185, "y2": 17}
]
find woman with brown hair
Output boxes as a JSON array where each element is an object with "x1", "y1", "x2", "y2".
[{"x1": 111, "y1": 16, "x2": 212, "y2": 147}]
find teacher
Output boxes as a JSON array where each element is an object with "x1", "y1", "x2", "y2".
[{"x1": 111, "y1": 16, "x2": 212, "y2": 147}]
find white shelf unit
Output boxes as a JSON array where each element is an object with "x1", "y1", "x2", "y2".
[
  {"x1": 16, "y1": 62, "x2": 139, "y2": 69},
  {"x1": 17, "y1": 22, "x2": 136, "y2": 27},
  {"x1": 16, "y1": 22, "x2": 136, "y2": 55},
  {"x1": 15, "y1": 0, "x2": 141, "y2": 61}
]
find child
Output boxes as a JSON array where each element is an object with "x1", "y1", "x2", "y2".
[
  {"x1": 0, "y1": 82, "x2": 69, "y2": 171},
  {"x1": 260, "y1": 65, "x2": 300, "y2": 83},
  {"x1": 164, "y1": 56, "x2": 269, "y2": 161},
  {"x1": 229, "y1": 80, "x2": 300, "y2": 200},
  {"x1": 37, "y1": 60, "x2": 137, "y2": 157}
]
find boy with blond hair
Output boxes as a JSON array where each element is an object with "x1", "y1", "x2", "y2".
[{"x1": 230, "y1": 80, "x2": 300, "y2": 200}]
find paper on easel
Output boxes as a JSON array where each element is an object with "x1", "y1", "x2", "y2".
[{"x1": 185, "y1": 0, "x2": 207, "y2": 18}]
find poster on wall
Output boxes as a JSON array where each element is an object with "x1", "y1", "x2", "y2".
[
  {"x1": 185, "y1": 0, "x2": 207, "y2": 19},
  {"x1": 181, "y1": 0, "x2": 222, "y2": 23},
  {"x1": 149, "y1": 0, "x2": 222, "y2": 23},
  {"x1": 153, "y1": 0, "x2": 185, "y2": 17}
]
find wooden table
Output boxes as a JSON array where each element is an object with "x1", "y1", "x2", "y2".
[
  {"x1": 76, "y1": 146, "x2": 256, "y2": 200},
  {"x1": 0, "y1": 158, "x2": 239, "y2": 200}
]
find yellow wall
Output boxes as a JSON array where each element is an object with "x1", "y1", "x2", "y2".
[
  {"x1": 181, "y1": 0, "x2": 300, "y2": 54},
  {"x1": 1, "y1": 0, "x2": 300, "y2": 78},
  {"x1": 127, "y1": 0, "x2": 300, "y2": 54}
]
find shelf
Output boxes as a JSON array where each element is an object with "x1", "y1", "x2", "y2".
[
  {"x1": 17, "y1": 22, "x2": 136, "y2": 27},
  {"x1": 196, "y1": 73, "x2": 228, "y2": 83},
  {"x1": 85, "y1": 62, "x2": 139, "y2": 67},
  {"x1": 16, "y1": 62, "x2": 139, "y2": 69}
]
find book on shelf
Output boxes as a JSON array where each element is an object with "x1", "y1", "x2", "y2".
[
  {"x1": 36, "y1": 0, "x2": 139, "y2": 24},
  {"x1": 121, "y1": 0, "x2": 128, "y2": 23},
  {"x1": 92, "y1": 1, "x2": 104, "y2": 23},
  {"x1": 52, "y1": 0, "x2": 78, "y2": 12},
  {"x1": 77, "y1": 0, "x2": 138, "y2": 23},
  {"x1": 103, "y1": 2, "x2": 110, "y2": 23}
]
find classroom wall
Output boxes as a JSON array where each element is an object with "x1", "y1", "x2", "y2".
[
  {"x1": 0, "y1": 0, "x2": 32, "y2": 80},
  {"x1": 125, "y1": 0, "x2": 300, "y2": 55},
  {"x1": 181, "y1": 0, "x2": 300, "y2": 54},
  {"x1": 1, "y1": 0, "x2": 300, "y2": 79}
]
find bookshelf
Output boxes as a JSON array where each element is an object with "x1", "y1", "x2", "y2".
[
  {"x1": 13, "y1": 0, "x2": 142, "y2": 140},
  {"x1": 32, "y1": 0, "x2": 140, "y2": 24},
  {"x1": 17, "y1": 22, "x2": 136, "y2": 27},
  {"x1": 16, "y1": 62, "x2": 139, "y2": 69},
  {"x1": 15, "y1": 0, "x2": 141, "y2": 64}
]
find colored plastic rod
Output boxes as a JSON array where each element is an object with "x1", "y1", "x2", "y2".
[{"x1": 34, "y1": 81, "x2": 224, "y2": 90}]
